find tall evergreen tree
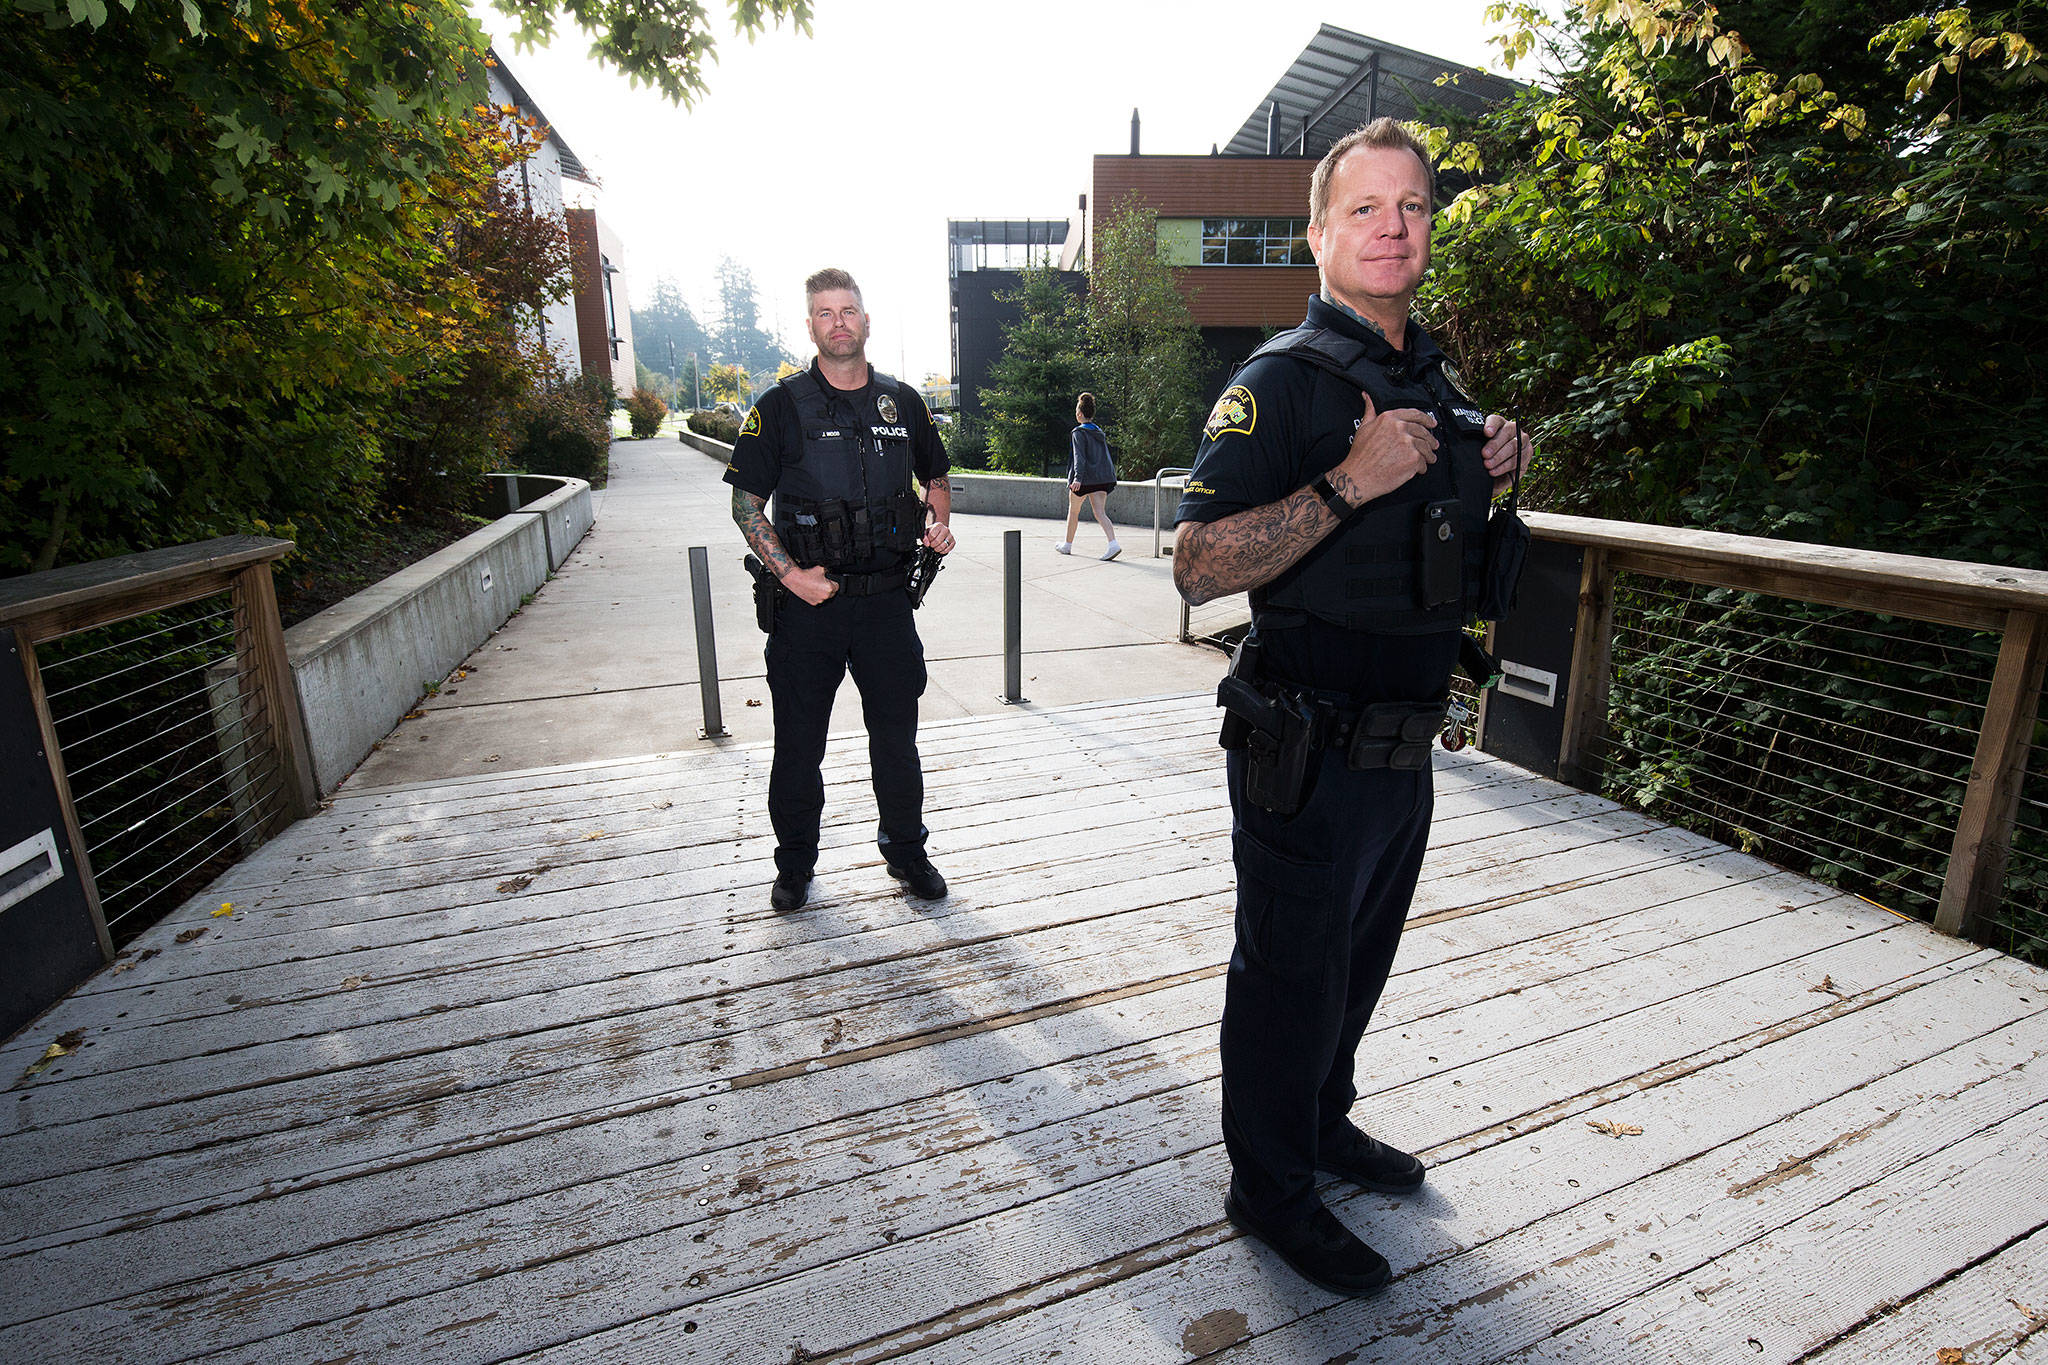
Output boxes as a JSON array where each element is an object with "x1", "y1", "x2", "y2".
[
  {"x1": 1086, "y1": 195, "x2": 1208, "y2": 481},
  {"x1": 711, "y1": 257, "x2": 794, "y2": 377},
  {"x1": 981, "y1": 265, "x2": 1090, "y2": 476},
  {"x1": 630, "y1": 278, "x2": 710, "y2": 405}
]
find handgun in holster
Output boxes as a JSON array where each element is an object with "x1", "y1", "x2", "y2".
[
  {"x1": 1216, "y1": 638, "x2": 1315, "y2": 815},
  {"x1": 742, "y1": 554, "x2": 784, "y2": 634},
  {"x1": 906, "y1": 545, "x2": 944, "y2": 608}
]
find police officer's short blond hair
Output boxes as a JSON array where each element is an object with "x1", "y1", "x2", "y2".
[
  {"x1": 1309, "y1": 119, "x2": 1436, "y2": 226},
  {"x1": 805, "y1": 267, "x2": 862, "y2": 305}
]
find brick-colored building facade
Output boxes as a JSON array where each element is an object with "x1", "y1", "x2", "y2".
[{"x1": 1090, "y1": 155, "x2": 1320, "y2": 331}]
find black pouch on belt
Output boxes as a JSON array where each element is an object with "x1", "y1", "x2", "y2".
[{"x1": 1346, "y1": 699, "x2": 1446, "y2": 771}]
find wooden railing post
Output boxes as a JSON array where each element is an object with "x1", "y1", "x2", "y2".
[
  {"x1": 1557, "y1": 547, "x2": 1615, "y2": 790},
  {"x1": 1935, "y1": 609, "x2": 2048, "y2": 937},
  {"x1": 15, "y1": 636, "x2": 114, "y2": 962},
  {"x1": 232, "y1": 562, "x2": 318, "y2": 825}
]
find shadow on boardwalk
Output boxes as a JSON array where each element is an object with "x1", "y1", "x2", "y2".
[{"x1": 2, "y1": 689, "x2": 2045, "y2": 1363}]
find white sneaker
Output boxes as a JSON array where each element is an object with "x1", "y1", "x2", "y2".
[
  {"x1": 1101, "y1": 541, "x2": 1122, "y2": 561},
  {"x1": 1054, "y1": 542, "x2": 1072, "y2": 555}
]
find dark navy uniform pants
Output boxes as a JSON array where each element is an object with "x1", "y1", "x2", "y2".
[
  {"x1": 765, "y1": 588, "x2": 929, "y2": 879},
  {"x1": 1219, "y1": 744, "x2": 1433, "y2": 1223}
]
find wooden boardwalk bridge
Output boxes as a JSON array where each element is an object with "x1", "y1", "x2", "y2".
[{"x1": 2, "y1": 692, "x2": 2045, "y2": 1363}]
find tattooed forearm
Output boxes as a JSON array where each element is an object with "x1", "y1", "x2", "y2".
[
  {"x1": 1173, "y1": 486, "x2": 1338, "y2": 605},
  {"x1": 731, "y1": 488, "x2": 796, "y2": 579}
]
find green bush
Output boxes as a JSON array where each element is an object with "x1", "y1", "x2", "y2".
[
  {"x1": 624, "y1": 386, "x2": 668, "y2": 439},
  {"x1": 514, "y1": 372, "x2": 612, "y2": 485},
  {"x1": 685, "y1": 409, "x2": 740, "y2": 444},
  {"x1": 940, "y1": 414, "x2": 990, "y2": 471}
]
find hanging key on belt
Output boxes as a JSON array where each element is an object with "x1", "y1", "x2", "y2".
[{"x1": 1440, "y1": 698, "x2": 1475, "y2": 752}]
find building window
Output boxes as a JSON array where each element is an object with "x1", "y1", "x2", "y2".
[{"x1": 1200, "y1": 217, "x2": 1313, "y2": 266}]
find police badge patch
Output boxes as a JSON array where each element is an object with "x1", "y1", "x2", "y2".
[
  {"x1": 1204, "y1": 385, "x2": 1257, "y2": 440},
  {"x1": 740, "y1": 407, "x2": 762, "y2": 438},
  {"x1": 876, "y1": 393, "x2": 899, "y2": 424}
]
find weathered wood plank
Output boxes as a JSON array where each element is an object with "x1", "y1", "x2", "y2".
[
  {"x1": 1527, "y1": 512, "x2": 2048, "y2": 626},
  {"x1": 1797, "y1": 1222, "x2": 2048, "y2": 1365},
  {"x1": 498, "y1": 959, "x2": 2044, "y2": 1365},
  {"x1": 167, "y1": 900, "x2": 1941, "y2": 1358},
  {"x1": 879, "y1": 976, "x2": 2046, "y2": 1365},
  {"x1": 0, "y1": 536, "x2": 293, "y2": 643}
]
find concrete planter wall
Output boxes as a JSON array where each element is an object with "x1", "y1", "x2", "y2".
[
  {"x1": 283, "y1": 476, "x2": 591, "y2": 794},
  {"x1": 676, "y1": 430, "x2": 1184, "y2": 532}
]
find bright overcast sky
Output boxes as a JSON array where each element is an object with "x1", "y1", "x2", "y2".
[{"x1": 473, "y1": 1, "x2": 1522, "y2": 381}]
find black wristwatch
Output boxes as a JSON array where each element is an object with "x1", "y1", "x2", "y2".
[{"x1": 1310, "y1": 473, "x2": 1353, "y2": 518}]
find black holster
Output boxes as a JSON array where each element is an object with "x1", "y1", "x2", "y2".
[
  {"x1": 742, "y1": 554, "x2": 784, "y2": 633},
  {"x1": 907, "y1": 545, "x2": 943, "y2": 608},
  {"x1": 1217, "y1": 633, "x2": 1315, "y2": 815},
  {"x1": 1220, "y1": 677, "x2": 1316, "y2": 816}
]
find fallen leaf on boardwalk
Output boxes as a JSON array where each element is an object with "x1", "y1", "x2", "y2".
[
  {"x1": 497, "y1": 874, "x2": 534, "y2": 894},
  {"x1": 2011, "y1": 1298, "x2": 2038, "y2": 1320},
  {"x1": 1587, "y1": 1120, "x2": 1644, "y2": 1138},
  {"x1": 341, "y1": 976, "x2": 365, "y2": 990},
  {"x1": 745, "y1": 698, "x2": 762, "y2": 707},
  {"x1": 175, "y1": 927, "x2": 208, "y2": 944},
  {"x1": 1938, "y1": 1350, "x2": 1970, "y2": 1364},
  {"x1": 485, "y1": 754, "x2": 501, "y2": 763},
  {"x1": 23, "y1": 1030, "x2": 85, "y2": 1078},
  {"x1": 404, "y1": 709, "x2": 426, "y2": 721},
  {"x1": 651, "y1": 801, "x2": 673, "y2": 810},
  {"x1": 582, "y1": 830, "x2": 606, "y2": 841},
  {"x1": 452, "y1": 669, "x2": 469, "y2": 681},
  {"x1": 212, "y1": 902, "x2": 234, "y2": 917},
  {"x1": 396, "y1": 834, "x2": 416, "y2": 842},
  {"x1": 1808, "y1": 974, "x2": 1843, "y2": 995}
]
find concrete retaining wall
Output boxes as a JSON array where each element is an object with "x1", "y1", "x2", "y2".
[
  {"x1": 676, "y1": 430, "x2": 1185, "y2": 532},
  {"x1": 284, "y1": 477, "x2": 591, "y2": 794},
  {"x1": 677, "y1": 429, "x2": 733, "y2": 463},
  {"x1": 944, "y1": 472, "x2": 1187, "y2": 532}
]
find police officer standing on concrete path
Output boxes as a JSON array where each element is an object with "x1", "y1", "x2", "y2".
[
  {"x1": 726, "y1": 267, "x2": 955, "y2": 912},
  {"x1": 1174, "y1": 119, "x2": 1532, "y2": 1297}
]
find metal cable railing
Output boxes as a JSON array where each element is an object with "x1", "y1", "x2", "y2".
[
  {"x1": 33, "y1": 594, "x2": 290, "y2": 939},
  {"x1": 1587, "y1": 574, "x2": 2034, "y2": 930}
]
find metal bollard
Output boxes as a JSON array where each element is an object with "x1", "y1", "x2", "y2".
[
  {"x1": 688, "y1": 546, "x2": 727, "y2": 738},
  {"x1": 1001, "y1": 529, "x2": 1024, "y2": 704}
]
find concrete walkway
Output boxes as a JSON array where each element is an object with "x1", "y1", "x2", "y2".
[{"x1": 343, "y1": 437, "x2": 1230, "y2": 789}]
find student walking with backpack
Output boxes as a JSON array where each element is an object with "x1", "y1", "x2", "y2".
[{"x1": 1056, "y1": 392, "x2": 1122, "y2": 561}]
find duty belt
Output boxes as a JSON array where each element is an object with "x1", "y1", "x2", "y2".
[
  {"x1": 1282, "y1": 685, "x2": 1447, "y2": 771},
  {"x1": 831, "y1": 567, "x2": 911, "y2": 597}
]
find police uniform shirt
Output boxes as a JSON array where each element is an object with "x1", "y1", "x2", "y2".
[
  {"x1": 724, "y1": 361, "x2": 948, "y2": 574},
  {"x1": 1177, "y1": 296, "x2": 1470, "y2": 705}
]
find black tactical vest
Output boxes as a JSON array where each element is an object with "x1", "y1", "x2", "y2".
[
  {"x1": 772, "y1": 368, "x2": 926, "y2": 570},
  {"x1": 1245, "y1": 325, "x2": 1493, "y2": 637}
]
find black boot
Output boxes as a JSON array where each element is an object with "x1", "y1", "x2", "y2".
[
  {"x1": 1224, "y1": 1186, "x2": 1390, "y2": 1297},
  {"x1": 769, "y1": 872, "x2": 809, "y2": 911},
  {"x1": 886, "y1": 857, "x2": 947, "y2": 900},
  {"x1": 1317, "y1": 1122, "x2": 1426, "y2": 1193}
]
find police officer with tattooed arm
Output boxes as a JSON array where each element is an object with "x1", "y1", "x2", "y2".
[
  {"x1": 727, "y1": 267, "x2": 956, "y2": 913},
  {"x1": 1174, "y1": 120, "x2": 1532, "y2": 1297}
]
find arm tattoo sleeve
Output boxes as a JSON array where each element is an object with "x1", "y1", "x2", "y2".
[
  {"x1": 1172, "y1": 486, "x2": 1337, "y2": 605},
  {"x1": 731, "y1": 487, "x2": 796, "y2": 579}
]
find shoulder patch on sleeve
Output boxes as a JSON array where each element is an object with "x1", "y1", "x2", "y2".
[
  {"x1": 740, "y1": 407, "x2": 761, "y2": 438},
  {"x1": 1203, "y1": 385, "x2": 1256, "y2": 441}
]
